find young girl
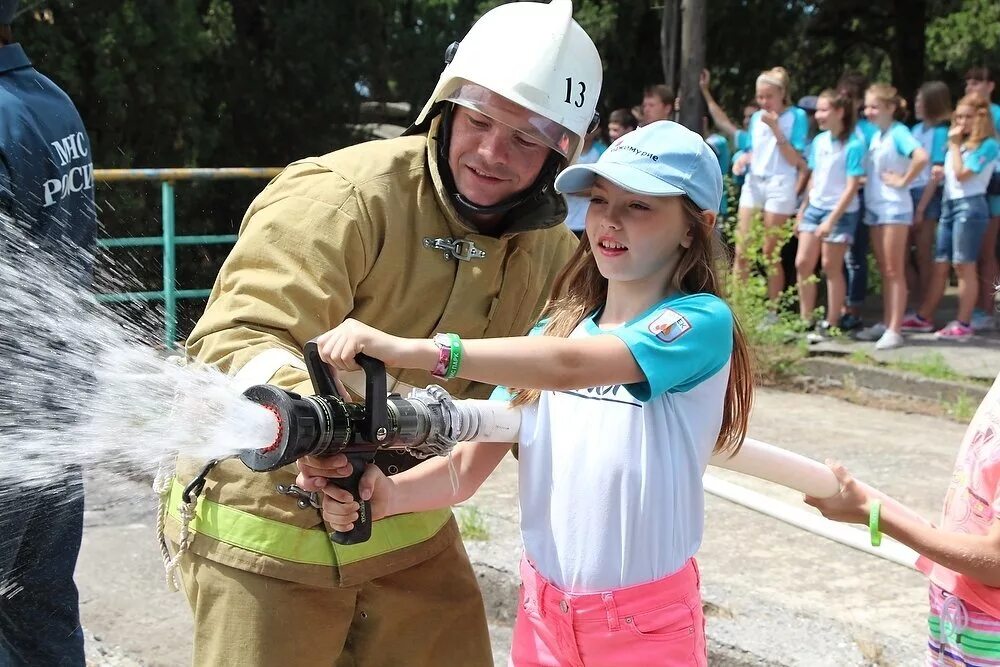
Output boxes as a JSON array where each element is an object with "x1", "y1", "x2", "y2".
[
  {"x1": 299, "y1": 121, "x2": 754, "y2": 666},
  {"x1": 903, "y1": 82, "x2": 951, "y2": 319},
  {"x1": 905, "y1": 94, "x2": 999, "y2": 341},
  {"x1": 806, "y1": 368, "x2": 1000, "y2": 666},
  {"x1": 793, "y1": 90, "x2": 866, "y2": 338},
  {"x1": 727, "y1": 67, "x2": 808, "y2": 301},
  {"x1": 855, "y1": 84, "x2": 929, "y2": 349}
]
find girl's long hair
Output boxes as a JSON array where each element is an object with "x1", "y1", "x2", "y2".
[
  {"x1": 818, "y1": 89, "x2": 857, "y2": 143},
  {"x1": 511, "y1": 196, "x2": 754, "y2": 456},
  {"x1": 955, "y1": 93, "x2": 997, "y2": 150},
  {"x1": 918, "y1": 81, "x2": 952, "y2": 124}
]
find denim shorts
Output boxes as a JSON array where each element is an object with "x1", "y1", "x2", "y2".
[
  {"x1": 990, "y1": 195, "x2": 1000, "y2": 217},
  {"x1": 864, "y1": 208, "x2": 912, "y2": 226},
  {"x1": 797, "y1": 205, "x2": 860, "y2": 244},
  {"x1": 935, "y1": 195, "x2": 990, "y2": 264},
  {"x1": 910, "y1": 185, "x2": 943, "y2": 221}
]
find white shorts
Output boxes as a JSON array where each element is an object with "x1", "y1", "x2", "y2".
[{"x1": 739, "y1": 173, "x2": 798, "y2": 216}]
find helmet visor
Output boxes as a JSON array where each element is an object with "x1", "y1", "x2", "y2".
[{"x1": 442, "y1": 82, "x2": 576, "y2": 158}]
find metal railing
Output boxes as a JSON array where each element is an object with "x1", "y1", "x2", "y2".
[{"x1": 94, "y1": 168, "x2": 281, "y2": 347}]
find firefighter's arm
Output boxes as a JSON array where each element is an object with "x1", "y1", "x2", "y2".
[{"x1": 185, "y1": 166, "x2": 373, "y2": 394}]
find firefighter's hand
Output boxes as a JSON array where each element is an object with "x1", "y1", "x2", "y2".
[
  {"x1": 295, "y1": 454, "x2": 354, "y2": 492},
  {"x1": 318, "y1": 464, "x2": 395, "y2": 533}
]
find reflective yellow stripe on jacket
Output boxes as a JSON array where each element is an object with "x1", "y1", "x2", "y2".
[{"x1": 166, "y1": 479, "x2": 451, "y2": 566}]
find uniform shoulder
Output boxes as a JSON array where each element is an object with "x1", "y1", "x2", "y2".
[{"x1": 256, "y1": 134, "x2": 427, "y2": 209}]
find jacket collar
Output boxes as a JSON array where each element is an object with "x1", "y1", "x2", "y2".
[{"x1": 0, "y1": 43, "x2": 32, "y2": 75}]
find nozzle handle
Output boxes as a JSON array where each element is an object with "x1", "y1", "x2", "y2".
[{"x1": 328, "y1": 452, "x2": 374, "y2": 545}]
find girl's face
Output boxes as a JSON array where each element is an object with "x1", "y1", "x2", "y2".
[
  {"x1": 755, "y1": 83, "x2": 783, "y2": 113},
  {"x1": 585, "y1": 177, "x2": 694, "y2": 287},
  {"x1": 914, "y1": 91, "x2": 925, "y2": 121},
  {"x1": 814, "y1": 97, "x2": 841, "y2": 132},
  {"x1": 966, "y1": 78, "x2": 995, "y2": 100},
  {"x1": 953, "y1": 103, "x2": 975, "y2": 135},
  {"x1": 864, "y1": 93, "x2": 894, "y2": 127}
]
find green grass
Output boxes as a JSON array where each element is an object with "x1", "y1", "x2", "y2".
[
  {"x1": 456, "y1": 505, "x2": 490, "y2": 541},
  {"x1": 887, "y1": 353, "x2": 961, "y2": 382},
  {"x1": 942, "y1": 392, "x2": 977, "y2": 422}
]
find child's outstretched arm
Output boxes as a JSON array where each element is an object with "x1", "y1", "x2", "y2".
[
  {"x1": 296, "y1": 441, "x2": 511, "y2": 533},
  {"x1": 806, "y1": 462, "x2": 1000, "y2": 586},
  {"x1": 314, "y1": 318, "x2": 646, "y2": 391}
]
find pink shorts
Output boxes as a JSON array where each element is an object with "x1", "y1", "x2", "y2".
[{"x1": 509, "y1": 557, "x2": 707, "y2": 667}]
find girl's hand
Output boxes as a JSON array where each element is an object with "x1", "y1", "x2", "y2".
[
  {"x1": 930, "y1": 165, "x2": 944, "y2": 182},
  {"x1": 816, "y1": 220, "x2": 833, "y2": 239},
  {"x1": 796, "y1": 208, "x2": 806, "y2": 225},
  {"x1": 317, "y1": 463, "x2": 395, "y2": 533},
  {"x1": 699, "y1": 69, "x2": 711, "y2": 92},
  {"x1": 761, "y1": 110, "x2": 779, "y2": 128},
  {"x1": 733, "y1": 152, "x2": 751, "y2": 176},
  {"x1": 881, "y1": 170, "x2": 907, "y2": 189},
  {"x1": 314, "y1": 318, "x2": 409, "y2": 371},
  {"x1": 804, "y1": 460, "x2": 871, "y2": 525},
  {"x1": 948, "y1": 125, "x2": 964, "y2": 144}
]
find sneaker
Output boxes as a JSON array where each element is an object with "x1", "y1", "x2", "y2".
[
  {"x1": 855, "y1": 322, "x2": 887, "y2": 341},
  {"x1": 901, "y1": 313, "x2": 935, "y2": 333},
  {"x1": 874, "y1": 329, "x2": 905, "y2": 350},
  {"x1": 805, "y1": 320, "x2": 832, "y2": 344},
  {"x1": 934, "y1": 321, "x2": 974, "y2": 342},
  {"x1": 971, "y1": 309, "x2": 996, "y2": 332},
  {"x1": 838, "y1": 313, "x2": 863, "y2": 331}
]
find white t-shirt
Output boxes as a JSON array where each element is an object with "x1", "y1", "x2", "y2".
[
  {"x1": 943, "y1": 138, "x2": 999, "y2": 201},
  {"x1": 747, "y1": 107, "x2": 809, "y2": 180},
  {"x1": 494, "y1": 293, "x2": 734, "y2": 593},
  {"x1": 807, "y1": 131, "x2": 866, "y2": 212},
  {"x1": 865, "y1": 121, "x2": 922, "y2": 217}
]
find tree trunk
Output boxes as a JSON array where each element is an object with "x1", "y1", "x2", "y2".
[
  {"x1": 890, "y1": 0, "x2": 926, "y2": 112},
  {"x1": 660, "y1": 0, "x2": 680, "y2": 93},
  {"x1": 678, "y1": 0, "x2": 706, "y2": 132}
]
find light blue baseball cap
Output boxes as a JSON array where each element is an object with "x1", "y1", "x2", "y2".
[{"x1": 554, "y1": 120, "x2": 723, "y2": 213}]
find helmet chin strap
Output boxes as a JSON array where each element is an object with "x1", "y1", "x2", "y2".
[{"x1": 435, "y1": 103, "x2": 563, "y2": 223}]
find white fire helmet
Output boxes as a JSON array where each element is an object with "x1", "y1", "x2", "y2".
[{"x1": 415, "y1": 0, "x2": 603, "y2": 164}]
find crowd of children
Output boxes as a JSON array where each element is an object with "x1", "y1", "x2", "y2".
[{"x1": 700, "y1": 66, "x2": 1000, "y2": 349}]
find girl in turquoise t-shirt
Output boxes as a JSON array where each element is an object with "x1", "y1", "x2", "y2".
[{"x1": 297, "y1": 121, "x2": 755, "y2": 667}]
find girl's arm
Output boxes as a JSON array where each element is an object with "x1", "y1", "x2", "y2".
[
  {"x1": 891, "y1": 147, "x2": 929, "y2": 188},
  {"x1": 824, "y1": 175, "x2": 862, "y2": 226},
  {"x1": 314, "y1": 319, "x2": 645, "y2": 391},
  {"x1": 807, "y1": 463, "x2": 1000, "y2": 587},
  {"x1": 699, "y1": 70, "x2": 740, "y2": 138},
  {"x1": 762, "y1": 113, "x2": 807, "y2": 170},
  {"x1": 948, "y1": 142, "x2": 975, "y2": 182},
  {"x1": 914, "y1": 179, "x2": 939, "y2": 225}
]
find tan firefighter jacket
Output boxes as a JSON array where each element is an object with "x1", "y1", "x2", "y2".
[{"x1": 164, "y1": 119, "x2": 578, "y2": 588}]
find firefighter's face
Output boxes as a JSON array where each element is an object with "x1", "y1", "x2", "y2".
[{"x1": 448, "y1": 106, "x2": 550, "y2": 209}]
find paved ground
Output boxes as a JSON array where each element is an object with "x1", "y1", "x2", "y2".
[{"x1": 74, "y1": 382, "x2": 983, "y2": 666}]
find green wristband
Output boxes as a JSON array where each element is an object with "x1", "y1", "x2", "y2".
[
  {"x1": 869, "y1": 500, "x2": 882, "y2": 547},
  {"x1": 445, "y1": 333, "x2": 462, "y2": 379}
]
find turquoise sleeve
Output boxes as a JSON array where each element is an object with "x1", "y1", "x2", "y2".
[
  {"x1": 735, "y1": 129, "x2": 751, "y2": 152},
  {"x1": 963, "y1": 138, "x2": 1000, "y2": 173},
  {"x1": 790, "y1": 108, "x2": 809, "y2": 152},
  {"x1": 489, "y1": 385, "x2": 513, "y2": 402},
  {"x1": 609, "y1": 294, "x2": 733, "y2": 402},
  {"x1": 930, "y1": 125, "x2": 949, "y2": 164},
  {"x1": 746, "y1": 113, "x2": 761, "y2": 150},
  {"x1": 846, "y1": 139, "x2": 866, "y2": 177},
  {"x1": 891, "y1": 124, "x2": 920, "y2": 157}
]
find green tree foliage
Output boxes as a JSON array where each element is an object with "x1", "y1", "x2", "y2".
[{"x1": 8, "y1": 0, "x2": 995, "y2": 338}]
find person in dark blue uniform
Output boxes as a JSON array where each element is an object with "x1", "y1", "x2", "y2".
[{"x1": 0, "y1": 1, "x2": 95, "y2": 664}]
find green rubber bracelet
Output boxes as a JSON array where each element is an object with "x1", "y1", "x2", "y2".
[
  {"x1": 869, "y1": 500, "x2": 882, "y2": 547},
  {"x1": 445, "y1": 333, "x2": 462, "y2": 379}
]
